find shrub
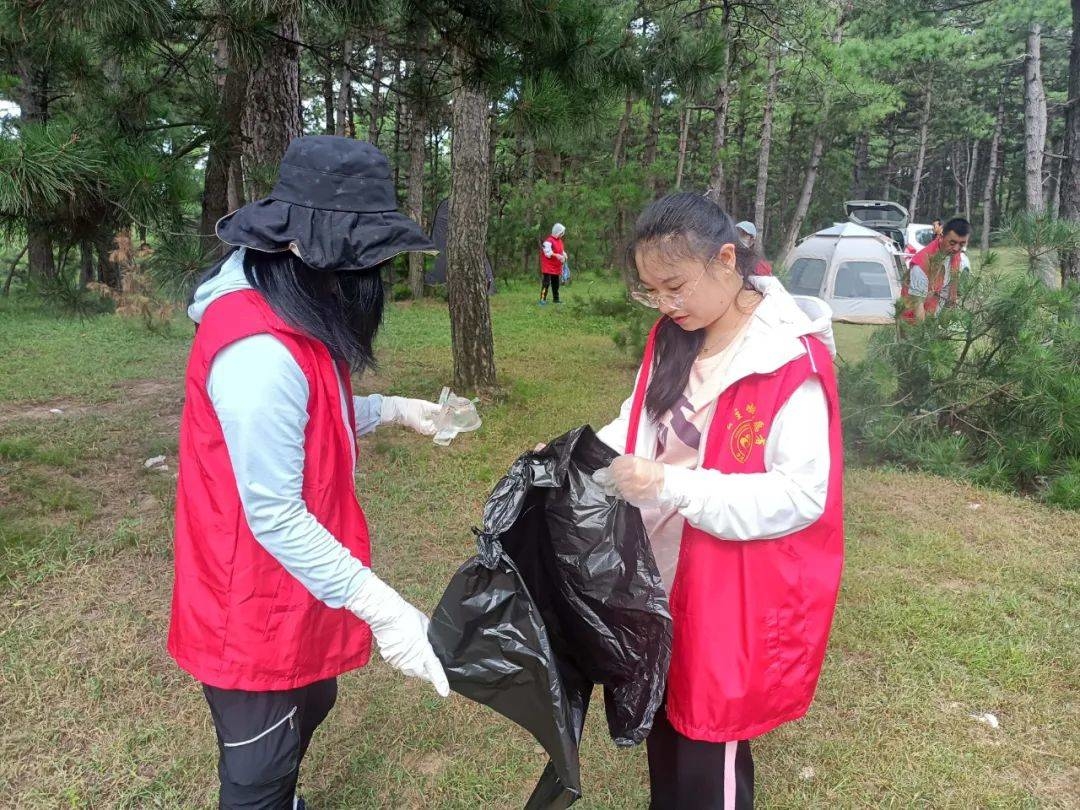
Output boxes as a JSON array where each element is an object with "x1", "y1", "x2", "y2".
[
  {"x1": 841, "y1": 267, "x2": 1080, "y2": 508},
  {"x1": 33, "y1": 272, "x2": 114, "y2": 317},
  {"x1": 88, "y1": 230, "x2": 175, "y2": 332},
  {"x1": 571, "y1": 293, "x2": 655, "y2": 358}
]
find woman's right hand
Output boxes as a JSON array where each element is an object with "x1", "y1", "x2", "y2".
[
  {"x1": 347, "y1": 573, "x2": 450, "y2": 697},
  {"x1": 533, "y1": 443, "x2": 547, "y2": 452}
]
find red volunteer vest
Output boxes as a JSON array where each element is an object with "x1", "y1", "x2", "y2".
[
  {"x1": 168, "y1": 290, "x2": 373, "y2": 690},
  {"x1": 900, "y1": 238, "x2": 960, "y2": 322},
  {"x1": 627, "y1": 321, "x2": 844, "y2": 742},
  {"x1": 540, "y1": 235, "x2": 565, "y2": 275}
]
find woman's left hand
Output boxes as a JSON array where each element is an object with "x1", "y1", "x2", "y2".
[
  {"x1": 380, "y1": 396, "x2": 441, "y2": 436},
  {"x1": 594, "y1": 455, "x2": 666, "y2": 507}
]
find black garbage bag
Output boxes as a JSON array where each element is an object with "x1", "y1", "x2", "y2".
[{"x1": 428, "y1": 425, "x2": 672, "y2": 808}]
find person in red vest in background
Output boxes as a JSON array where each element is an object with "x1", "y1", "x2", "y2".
[
  {"x1": 539, "y1": 222, "x2": 567, "y2": 305},
  {"x1": 170, "y1": 136, "x2": 448, "y2": 810},
  {"x1": 593, "y1": 194, "x2": 844, "y2": 809},
  {"x1": 900, "y1": 217, "x2": 972, "y2": 322},
  {"x1": 735, "y1": 221, "x2": 773, "y2": 276}
]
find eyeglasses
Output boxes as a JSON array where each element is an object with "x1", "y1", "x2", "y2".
[{"x1": 630, "y1": 260, "x2": 711, "y2": 310}]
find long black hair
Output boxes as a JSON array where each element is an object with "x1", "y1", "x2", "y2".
[
  {"x1": 628, "y1": 193, "x2": 760, "y2": 419},
  {"x1": 241, "y1": 249, "x2": 385, "y2": 374}
]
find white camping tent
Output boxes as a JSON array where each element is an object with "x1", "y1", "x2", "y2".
[{"x1": 781, "y1": 222, "x2": 905, "y2": 324}]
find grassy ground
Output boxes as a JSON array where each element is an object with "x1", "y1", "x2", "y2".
[{"x1": 1, "y1": 276, "x2": 1077, "y2": 808}]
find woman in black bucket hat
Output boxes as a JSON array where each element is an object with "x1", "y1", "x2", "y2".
[
  {"x1": 215, "y1": 135, "x2": 437, "y2": 271},
  {"x1": 169, "y1": 136, "x2": 447, "y2": 809}
]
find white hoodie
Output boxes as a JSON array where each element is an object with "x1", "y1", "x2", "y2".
[{"x1": 596, "y1": 276, "x2": 835, "y2": 549}]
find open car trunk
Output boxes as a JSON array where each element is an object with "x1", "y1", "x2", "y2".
[{"x1": 845, "y1": 200, "x2": 909, "y2": 249}]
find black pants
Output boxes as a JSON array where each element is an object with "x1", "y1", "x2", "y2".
[
  {"x1": 541, "y1": 272, "x2": 560, "y2": 302},
  {"x1": 647, "y1": 703, "x2": 754, "y2": 810},
  {"x1": 203, "y1": 678, "x2": 337, "y2": 810}
]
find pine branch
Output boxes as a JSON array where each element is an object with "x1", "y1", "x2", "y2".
[
  {"x1": 167, "y1": 131, "x2": 212, "y2": 164},
  {"x1": 137, "y1": 121, "x2": 203, "y2": 133},
  {"x1": 919, "y1": 0, "x2": 997, "y2": 13}
]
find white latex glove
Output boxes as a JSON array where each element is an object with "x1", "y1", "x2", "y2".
[
  {"x1": 347, "y1": 573, "x2": 450, "y2": 697},
  {"x1": 379, "y1": 396, "x2": 440, "y2": 436},
  {"x1": 593, "y1": 455, "x2": 667, "y2": 508}
]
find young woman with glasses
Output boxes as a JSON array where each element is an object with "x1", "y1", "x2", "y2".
[{"x1": 593, "y1": 193, "x2": 846, "y2": 810}]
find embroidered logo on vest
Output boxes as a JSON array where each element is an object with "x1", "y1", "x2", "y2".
[{"x1": 726, "y1": 403, "x2": 767, "y2": 463}]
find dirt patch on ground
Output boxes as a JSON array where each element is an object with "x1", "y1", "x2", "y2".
[
  {"x1": 1, "y1": 378, "x2": 183, "y2": 589},
  {"x1": 0, "y1": 378, "x2": 182, "y2": 427},
  {"x1": 0, "y1": 400, "x2": 96, "y2": 426}
]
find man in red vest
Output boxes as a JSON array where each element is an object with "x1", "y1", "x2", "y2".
[
  {"x1": 900, "y1": 217, "x2": 972, "y2": 322},
  {"x1": 170, "y1": 136, "x2": 446, "y2": 809},
  {"x1": 539, "y1": 222, "x2": 567, "y2": 304}
]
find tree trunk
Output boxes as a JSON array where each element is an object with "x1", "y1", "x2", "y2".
[
  {"x1": 687, "y1": 108, "x2": 703, "y2": 183},
  {"x1": 200, "y1": 146, "x2": 229, "y2": 255},
  {"x1": 336, "y1": 36, "x2": 353, "y2": 136},
  {"x1": 953, "y1": 143, "x2": 963, "y2": 214},
  {"x1": 1025, "y1": 22, "x2": 1048, "y2": 214},
  {"x1": 675, "y1": 105, "x2": 691, "y2": 190},
  {"x1": 780, "y1": 130, "x2": 827, "y2": 261},
  {"x1": 964, "y1": 139, "x2": 979, "y2": 219},
  {"x1": 322, "y1": 67, "x2": 335, "y2": 134},
  {"x1": 3, "y1": 244, "x2": 28, "y2": 296},
  {"x1": 549, "y1": 151, "x2": 563, "y2": 184},
  {"x1": 754, "y1": 31, "x2": 779, "y2": 238},
  {"x1": 611, "y1": 93, "x2": 635, "y2": 277},
  {"x1": 780, "y1": 9, "x2": 849, "y2": 260},
  {"x1": 851, "y1": 130, "x2": 870, "y2": 200},
  {"x1": 731, "y1": 95, "x2": 748, "y2": 214},
  {"x1": 643, "y1": 81, "x2": 662, "y2": 172},
  {"x1": 14, "y1": 57, "x2": 56, "y2": 281},
  {"x1": 429, "y1": 129, "x2": 441, "y2": 212},
  {"x1": 200, "y1": 31, "x2": 238, "y2": 255},
  {"x1": 394, "y1": 60, "x2": 405, "y2": 190},
  {"x1": 78, "y1": 242, "x2": 93, "y2": 289},
  {"x1": 997, "y1": 147, "x2": 1006, "y2": 213},
  {"x1": 1049, "y1": 135, "x2": 1063, "y2": 218},
  {"x1": 368, "y1": 31, "x2": 385, "y2": 147},
  {"x1": 406, "y1": 17, "x2": 431, "y2": 299},
  {"x1": 984, "y1": 106, "x2": 1006, "y2": 253},
  {"x1": 982, "y1": 91, "x2": 1005, "y2": 253},
  {"x1": 347, "y1": 86, "x2": 356, "y2": 138},
  {"x1": 882, "y1": 130, "x2": 897, "y2": 199},
  {"x1": 613, "y1": 92, "x2": 633, "y2": 170},
  {"x1": 447, "y1": 51, "x2": 497, "y2": 392},
  {"x1": 242, "y1": 11, "x2": 302, "y2": 199},
  {"x1": 705, "y1": 14, "x2": 733, "y2": 207},
  {"x1": 1061, "y1": 0, "x2": 1080, "y2": 283},
  {"x1": 217, "y1": 16, "x2": 249, "y2": 215},
  {"x1": 94, "y1": 231, "x2": 120, "y2": 290},
  {"x1": 910, "y1": 81, "x2": 932, "y2": 222}
]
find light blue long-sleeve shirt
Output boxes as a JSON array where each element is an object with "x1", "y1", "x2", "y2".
[{"x1": 189, "y1": 249, "x2": 382, "y2": 609}]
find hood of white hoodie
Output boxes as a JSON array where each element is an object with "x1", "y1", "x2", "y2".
[
  {"x1": 724, "y1": 276, "x2": 836, "y2": 382},
  {"x1": 188, "y1": 248, "x2": 252, "y2": 325}
]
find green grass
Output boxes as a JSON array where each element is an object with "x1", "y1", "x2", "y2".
[
  {"x1": 0, "y1": 296, "x2": 193, "y2": 403},
  {"x1": 0, "y1": 273, "x2": 1077, "y2": 807}
]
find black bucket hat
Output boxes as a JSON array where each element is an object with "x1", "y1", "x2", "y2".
[{"x1": 216, "y1": 136, "x2": 437, "y2": 272}]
